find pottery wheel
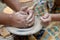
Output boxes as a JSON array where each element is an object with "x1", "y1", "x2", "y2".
[{"x1": 6, "y1": 16, "x2": 42, "y2": 36}]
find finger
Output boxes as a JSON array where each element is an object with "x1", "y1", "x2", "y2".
[
  {"x1": 45, "y1": 15, "x2": 51, "y2": 22},
  {"x1": 27, "y1": 9, "x2": 34, "y2": 15},
  {"x1": 26, "y1": 10, "x2": 34, "y2": 20},
  {"x1": 28, "y1": 20, "x2": 34, "y2": 27},
  {"x1": 40, "y1": 17, "x2": 47, "y2": 22},
  {"x1": 27, "y1": 15, "x2": 34, "y2": 23},
  {"x1": 19, "y1": 11, "x2": 27, "y2": 15},
  {"x1": 40, "y1": 15, "x2": 51, "y2": 22},
  {"x1": 44, "y1": 15, "x2": 51, "y2": 22},
  {"x1": 43, "y1": 13, "x2": 49, "y2": 19},
  {"x1": 20, "y1": 6, "x2": 28, "y2": 12}
]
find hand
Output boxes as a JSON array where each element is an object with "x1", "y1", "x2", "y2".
[
  {"x1": 21, "y1": 6, "x2": 35, "y2": 27},
  {"x1": 10, "y1": 6, "x2": 35, "y2": 28},
  {"x1": 10, "y1": 11, "x2": 28, "y2": 28},
  {"x1": 40, "y1": 13, "x2": 51, "y2": 27},
  {"x1": 26, "y1": 9, "x2": 35, "y2": 27}
]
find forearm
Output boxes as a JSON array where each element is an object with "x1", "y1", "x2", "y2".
[
  {"x1": 0, "y1": 12, "x2": 11, "y2": 25},
  {"x1": 50, "y1": 14, "x2": 60, "y2": 21},
  {"x1": 3, "y1": 0, "x2": 20, "y2": 12}
]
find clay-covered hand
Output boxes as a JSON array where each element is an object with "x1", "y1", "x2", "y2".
[
  {"x1": 10, "y1": 11, "x2": 28, "y2": 28},
  {"x1": 40, "y1": 13, "x2": 51, "y2": 26},
  {"x1": 10, "y1": 7, "x2": 35, "y2": 28}
]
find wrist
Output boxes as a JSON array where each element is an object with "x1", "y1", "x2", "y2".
[
  {"x1": 7, "y1": 14, "x2": 14, "y2": 26},
  {"x1": 4, "y1": 14, "x2": 12, "y2": 25},
  {"x1": 0, "y1": 12, "x2": 13, "y2": 26},
  {"x1": 50, "y1": 14, "x2": 52, "y2": 21}
]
